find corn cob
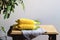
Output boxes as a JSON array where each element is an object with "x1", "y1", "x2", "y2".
[
  {"x1": 18, "y1": 24, "x2": 37, "y2": 30},
  {"x1": 12, "y1": 24, "x2": 19, "y2": 30},
  {"x1": 16, "y1": 18, "x2": 36, "y2": 24}
]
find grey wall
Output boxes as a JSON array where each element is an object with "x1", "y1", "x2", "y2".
[{"x1": 0, "y1": 0, "x2": 60, "y2": 40}]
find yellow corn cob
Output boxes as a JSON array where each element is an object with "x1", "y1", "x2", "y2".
[
  {"x1": 18, "y1": 24, "x2": 37, "y2": 30},
  {"x1": 12, "y1": 24, "x2": 19, "y2": 29},
  {"x1": 16, "y1": 18, "x2": 35, "y2": 24}
]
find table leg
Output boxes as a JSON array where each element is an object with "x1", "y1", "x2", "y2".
[
  {"x1": 49, "y1": 34, "x2": 56, "y2": 40},
  {"x1": 12, "y1": 35, "x2": 26, "y2": 40}
]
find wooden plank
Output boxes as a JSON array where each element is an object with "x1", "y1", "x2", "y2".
[
  {"x1": 11, "y1": 30, "x2": 22, "y2": 35},
  {"x1": 40, "y1": 25, "x2": 58, "y2": 34}
]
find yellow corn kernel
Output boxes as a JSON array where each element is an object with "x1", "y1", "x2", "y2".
[
  {"x1": 18, "y1": 24, "x2": 36, "y2": 30},
  {"x1": 16, "y1": 18, "x2": 35, "y2": 24}
]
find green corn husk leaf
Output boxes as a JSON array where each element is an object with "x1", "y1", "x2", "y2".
[
  {"x1": 34, "y1": 25, "x2": 40, "y2": 30},
  {"x1": 34, "y1": 20, "x2": 41, "y2": 24},
  {"x1": 34, "y1": 20, "x2": 40, "y2": 22},
  {"x1": 1, "y1": 26, "x2": 6, "y2": 33}
]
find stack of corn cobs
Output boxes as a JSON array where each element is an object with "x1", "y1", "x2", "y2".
[
  {"x1": 0, "y1": 0, "x2": 24, "y2": 19},
  {"x1": 12, "y1": 18, "x2": 41, "y2": 30}
]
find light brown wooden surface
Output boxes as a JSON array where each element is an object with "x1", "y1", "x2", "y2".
[
  {"x1": 11, "y1": 30, "x2": 22, "y2": 34},
  {"x1": 40, "y1": 25, "x2": 58, "y2": 34},
  {"x1": 11, "y1": 25, "x2": 58, "y2": 35}
]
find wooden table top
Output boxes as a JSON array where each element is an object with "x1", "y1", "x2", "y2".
[
  {"x1": 40, "y1": 25, "x2": 58, "y2": 35},
  {"x1": 8, "y1": 25, "x2": 58, "y2": 35}
]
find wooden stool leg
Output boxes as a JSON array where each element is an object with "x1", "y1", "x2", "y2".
[
  {"x1": 12, "y1": 35, "x2": 26, "y2": 40},
  {"x1": 49, "y1": 34, "x2": 56, "y2": 40}
]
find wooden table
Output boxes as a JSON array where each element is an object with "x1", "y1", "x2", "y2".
[{"x1": 7, "y1": 25, "x2": 58, "y2": 40}]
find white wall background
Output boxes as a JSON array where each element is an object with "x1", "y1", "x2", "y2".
[{"x1": 0, "y1": 0, "x2": 60, "y2": 40}]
